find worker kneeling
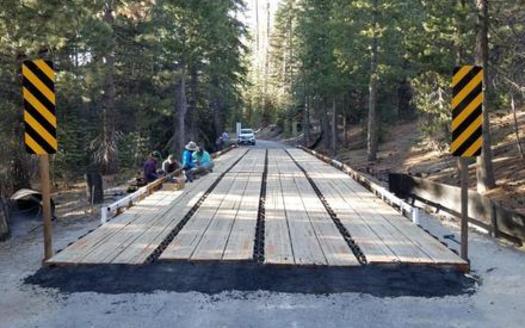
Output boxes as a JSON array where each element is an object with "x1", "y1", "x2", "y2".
[{"x1": 192, "y1": 147, "x2": 214, "y2": 176}]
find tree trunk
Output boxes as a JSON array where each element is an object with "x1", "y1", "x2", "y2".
[
  {"x1": 188, "y1": 66, "x2": 198, "y2": 141},
  {"x1": 85, "y1": 172, "x2": 104, "y2": 204},
  {"x1": 475, "y1": 0, "x2": 496, "y2": 192},
  {"x1": 331, "y1": 97, "x2": 337, "y2": 155},
  {"x1": 101, "y1": 0, "x2": 118, "y2": 174},
  {"x1": 211, "y1": 82, "x2": 224, "y2": 138},
  {"x1": 173, "y1": 66, "x2": 187, "y2": 157},
  {"x1": 322, "y1": 99, "x2": 331, "y2": 150},
  {"x1": 255, "y1": 0, "x2": 260, "y2": 52},
  {"x1": 510, "y1": 93, "x2": 524, "y2": 159},
  {"x1": 303, "y1": 96, "x2": 310, "y2": 146},
  {"x1": 367, "y1": 0, "x2": 379, "y2": 162},
  {"x1": 343, "y1": 106, "x2": 348, "y2": 146},
  {"x1": 0, "y1": 198, "x2": 9, "y2": 241}
]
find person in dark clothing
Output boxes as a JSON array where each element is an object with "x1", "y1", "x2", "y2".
[
  {"x1": 215, "y1": 136, "x2": 224, "y2": 151},
  {"x1": 182, "y1": 141, "x2": 198, "y2": 182},
  {"x1": 143, "y1": 151, "x2": 161, "y2": 183},
  {"x1": 162, "y1": 154, "x2": 180, "y2": 175}
]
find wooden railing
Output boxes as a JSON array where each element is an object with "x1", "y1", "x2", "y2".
[{"x1": 389, "y1": 173, "x2": 525, "y2": 245}]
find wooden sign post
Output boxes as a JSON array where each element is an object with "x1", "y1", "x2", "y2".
[
  {"x1": 22, "y1": 59, "x2": 57, "y2": 261},
  {"x1": 451, "y1": 65, "x2": 483, "y2": 261}
]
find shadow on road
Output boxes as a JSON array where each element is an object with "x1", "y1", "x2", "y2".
[{"x1": 25, "y1": 262, "x2": 476, "y2": 298}]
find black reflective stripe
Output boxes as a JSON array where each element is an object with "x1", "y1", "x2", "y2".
[
  {"x1": 23, "y1": 100, "x2": 56, "y2": 135},
  {"x1": 453, "y1": 66, "x2": 481, "y2": 96},
  {"x1": 24, "y1": 123, "x2": 56, "y2": 153},
  {"x1": 453, "y1": 83, "x2": 482, "y2": 115},
  {"x1": 452, "y1": 127, "x2": 482, "y2": 156},
  {"x1": 23, "y1": 61, "x2": 55, "y2": 92},
  {"x1": 23, "y1": 78, "x2": 56, "y2": 115},
  {"x1": 452, "y1": 105, "x2": 482, "y2": 139}
]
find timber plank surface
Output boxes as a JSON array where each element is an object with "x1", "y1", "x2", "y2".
[
  {"x1": 47, "y1": 148, "x2": 246, "y2": 265},
  {"x1": 222, "y1": 174, "x2": 261, "y2": 260},
  {"x1": 48, "y1": 146, "x2": 465, "y2": 270},
  {"x1": 287, "y1": 149, "x2": 467, "y2": 266},
  {"x1": 160, "y1": 172, "x2": 262, "y2": 261},
  {"x1": 264, "y1": 149, "x2": 359, "y2": 266},
  {"x1": 159, "y1": 174, "x2": 241, "y2": 260}
]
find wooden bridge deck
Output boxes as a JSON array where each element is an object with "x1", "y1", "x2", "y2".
[{"x1": 47, "y1": 147, "x2": 466, "y2": 270}]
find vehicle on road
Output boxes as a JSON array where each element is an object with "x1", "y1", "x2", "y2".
[{"x1": 237, "y1": 128, "x2": 256, "y2": 145}]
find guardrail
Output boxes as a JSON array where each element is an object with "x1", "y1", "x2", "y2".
[
  {"x1": 389, "y1": 173, "x2": 525, "y2": 245},
  {"x1": 100, "y1": 144, "x2": 237, "y2": 224}
]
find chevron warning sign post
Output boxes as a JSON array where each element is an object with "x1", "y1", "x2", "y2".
[
  {"x1": 22, "y1": 59, "x2": 56, "y2": 261},
  {"x1": 451, "y1": 65, "x2": 483, "y2": 157},
  {"x1": 451, "y1": 65, "x2": 484, "y2": 263},
  {"x1": 23, "y1": 59, "x2": 57, "y2": 154}
]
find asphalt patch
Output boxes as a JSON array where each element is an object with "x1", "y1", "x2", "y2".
[{"x1": 25, "y1": 262, "x2": 476, "y2": 297}]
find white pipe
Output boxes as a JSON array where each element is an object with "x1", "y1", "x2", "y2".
[
  {"x1": 412, "y1": 207, "x2": 420, "y2": 225},
  {"x1": 101, "y1": 207, "x2": 108, "y2": 224}
]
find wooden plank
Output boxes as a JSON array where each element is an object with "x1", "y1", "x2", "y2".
[
  {"x1": 119, "y1": 150, "x2": 249, "y2": 264},
  {"x1": 48, "y1": 148, "x2": 247, "y2": 265},
  {"x1": 230, "y1": 149, "x2": 265, "y2": 173},
  {"x1": 293, "y1": 176, "x2": 360, "y2": 266},
  {"x1": 80, "y1": 191, "x2": 183, "y2": 264},
  {"x1": 93, "y1": 171, "x2": 222, "y2": 264},
  {"x1": 222, "y1": 174, "x2": 262, "y2": 260},
  {"x1": 305, "y1": 177, "x2": 398, "y2": 263},
  {"x1": 267, "y1": 149, "x2": 329, "y2": 265},
  {"x1": 190, "y1": 174, "x2": 250, "y2": 260},
  {"x1": 288, "y1": 149, "x2": 466, "y2": 265},
  {"x1": 264, "y1": 173, "x2": 294, "y2": 265},
  {"x1": 48, "y1": 191, "x2": 176, "y2": 264},
  {"x1": 280, "y1": 173, "x2": 327, "y2": 265},
  {"x1": 292, "y1": 154, "x2": 434, "y2": 263},
  {"x1": 159, "y1": 174, "x2": 240, "y2": 260},
  {"x1": 114, "y1": 173, "x2": 226, "y2": 264}
]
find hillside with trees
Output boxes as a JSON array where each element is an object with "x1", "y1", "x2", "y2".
[
  {"x1": 244, "y1": 0, "x2": 524, "y2": 209},
  {"x1": 0, "y1": 0, "x2": 247, "y2": 198},
  {"x1": 0, "y1": 0, "x2": 523, "y2": 212}
]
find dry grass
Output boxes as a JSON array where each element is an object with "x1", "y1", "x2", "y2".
[{"x1": 333, "y1": 108, "x2": 525, "y2": 215}]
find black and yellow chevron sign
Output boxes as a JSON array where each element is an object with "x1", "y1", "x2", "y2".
[
  {"x1": 450, "y1": 65, "x2": 483, "y2": 157},
  {"x1": 22, "y1": 59, "x2": 57, "y2": 154}
]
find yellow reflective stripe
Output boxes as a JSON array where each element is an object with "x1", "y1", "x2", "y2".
[
  {"x1": 23, "y1": 87, "x2": 57, "y2": 127},
  {"x1": 24, "y1": 111, "x2": 57, "y2": 149},
  {"x1": 22, "y1": 65, "x2": 55, "y2": 104},
  {"x1": 25, "y1": 133, "x2": 46, "y2": 154},
  {"x1": 463, "y1": 137, "x2": 482, "y2": 157},
  {"x1": 452, "y1": 70, "x2": 483, "y2": 108},
  {"x1": 450, "y1": 115, "x2": 482, "y2": 152},
  {"x1": 33, "y1": 59, "x2": 55, "y2": 81},
  {"x1": 452, "y1": 66, "x2": 473, "y2": 87},
  {"x1": 452, "y1": 93, "x2": 482, "y2": 130}
]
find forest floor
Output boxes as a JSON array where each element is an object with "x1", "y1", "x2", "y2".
[{"x1": 312, "y1": 108, "x2": 525, "y2": 215}]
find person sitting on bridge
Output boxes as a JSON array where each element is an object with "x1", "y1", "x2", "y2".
[
  {"x1": 182, "y1": 141, "x2": 198, "y2": 182},
  {"x1": 162, "y1": 154, "x2": 180, "y2": 175},
  {"x1": 215, "y1": 135, "x2": 224, "y2": 151},
  {"x1": 143, "y1": 151, "x2": 161, "y2": 183},
  {"x1": 192, "y1": 147, "x2": 214, "y2": 175}
]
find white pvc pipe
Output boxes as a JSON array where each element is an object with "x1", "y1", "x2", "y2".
[{"x1": 412, "y1": 208, "x2": 420, "y2": 225}]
